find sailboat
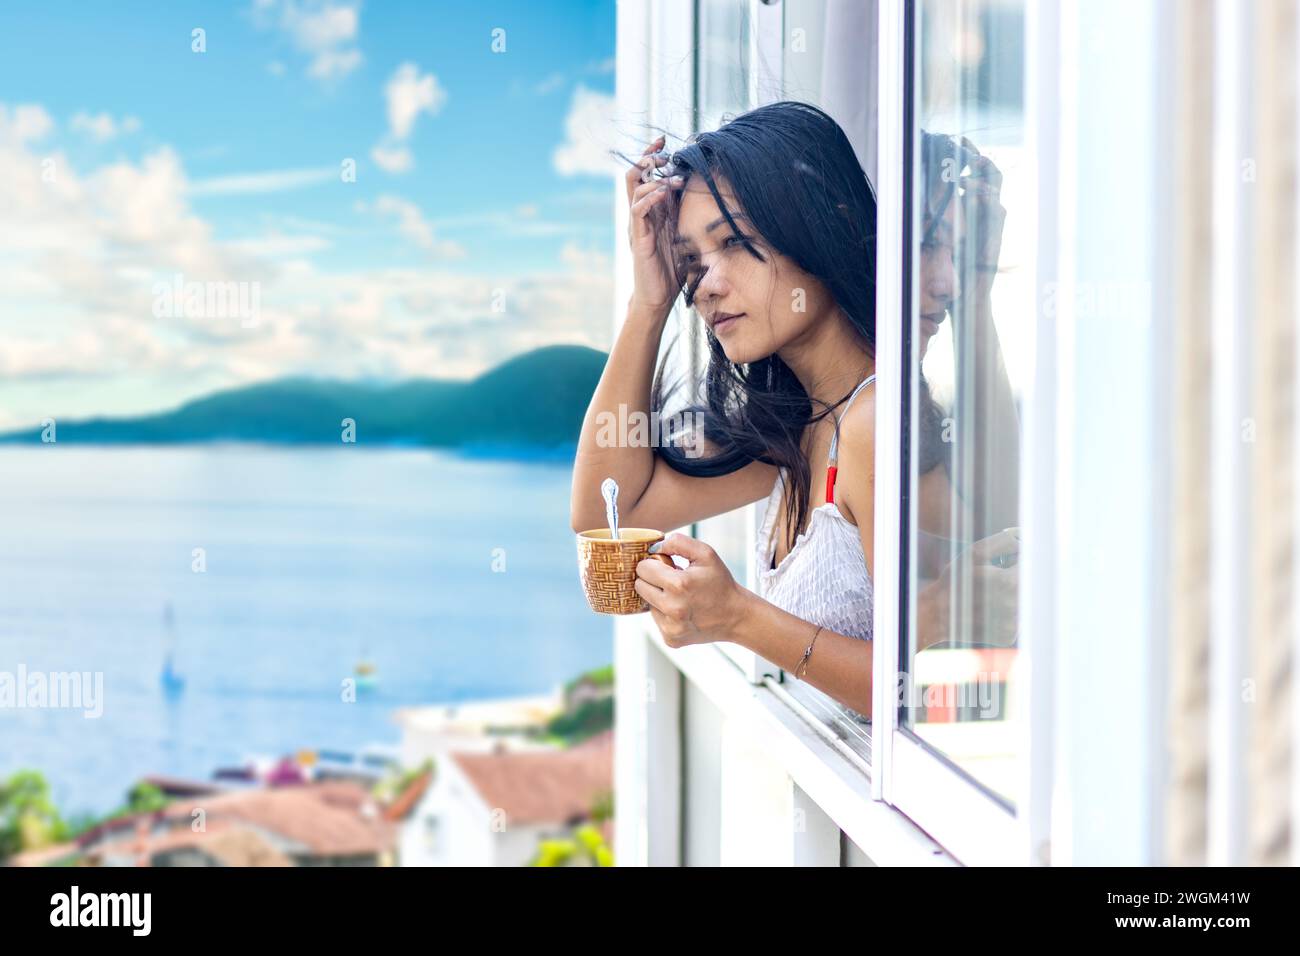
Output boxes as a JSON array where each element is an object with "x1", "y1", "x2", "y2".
[{"x1": 160, "y1": 602, "x2": 186, "y2": 696}]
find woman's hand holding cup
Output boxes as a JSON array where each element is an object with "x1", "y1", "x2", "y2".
[{"x1": 634, "y1": 532, "x2": 749, "y2": 648}]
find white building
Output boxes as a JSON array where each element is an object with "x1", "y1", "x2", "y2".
[
  {"x1": 399, "y1": 731, "x2": 614, "y2": 867},
  {"x1": 611, "y1": 0, "x2": 1299, "y2": 866},
  {"x1": 392, "y1": 689, "x2": 566, "y2": 767}
]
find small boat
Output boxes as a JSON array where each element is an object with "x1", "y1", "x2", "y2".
[{"x1": 354, "y1": 659, "x2": 378, "y2": 691}]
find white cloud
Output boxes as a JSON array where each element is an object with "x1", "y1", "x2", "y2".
[
  {"x1": 383, "y1": 62, "x2": 446, "y2": 140},
  {"x1": 93, "y1": 149, "x2": 203, "y2": 247},
  {"x1": 0, "y1": 100, "x2": 612, "y2": 427},
  {"x1": 524, "y1": 60, "x2": 612, "y2": 99},
  {"x1": 70, "y1": 111, "x2": 141, "y2": 142},
  {"x1": 560, "y1": 241, "x2": 611, "y2": 274},
  {"x1": 553, "y1": 85, "x2": 618, "y2": 177},
  {"x1": 0, "y1": 129, "x2": 269, "y2": 368},
  {"x1": 285, "y1": 1, "x2": 356, "y2": 49},
  {"x1": 429, "y1": 205, "x2": 606, "y2": 240},
  {"x1": 309, "y1": 48, "x2": 361, "y2": 80},
  {"x1": 188, "y1": 166, "x2": 337, "y2": 196},
  {"x1": 371, "y1": 63, "x2": 446, "y2": 175},
  {"x1": 253, "y1": 0, "x2": 362, "y2": 82},
  {"x1": 534, "y1": 72, "x2": 566, "y2": 95},
  {"x1": 0, "y1": 103, "x2": 54, "y2": 144},
  {"x1": 368, "y1": 195, "x2": 465, "y2": 258},
  {"x1": 369, "y1": 144, "x2": 412, "y2": 174},
  {"x1": 223, "y1": 234, "x2": 332, "y2": 257}
]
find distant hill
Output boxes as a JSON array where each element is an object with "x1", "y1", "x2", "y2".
[{"x1": 0, "y1": 345, "x2": 608, "y2": 454}]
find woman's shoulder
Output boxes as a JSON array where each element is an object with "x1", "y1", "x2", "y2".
[
  {"x1": 836, "y1": 380, "x2": 877, "y2": 453},
  {"x1": 832, "y1": 382, "x2": 876, "y2": 524}
]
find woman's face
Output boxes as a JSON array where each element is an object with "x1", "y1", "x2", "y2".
[
  {"x1": 673, "y1": 173, "x2": 843, "y2": 365},
  {"x1": 918, "y1": 191, "x2": 960, "y2": 362}
]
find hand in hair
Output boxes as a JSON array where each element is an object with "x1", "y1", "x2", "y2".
[
  {"x1": 624, "y1": 134, "x2": 687, "y2": 321},
  {"x1": 958, "y1": 136, "x2": 1006, "y2": 297}
]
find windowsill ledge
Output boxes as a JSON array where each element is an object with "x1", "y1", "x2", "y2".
[{"x1": 632, "y1": 622, "x2": 958, "y2": 867}]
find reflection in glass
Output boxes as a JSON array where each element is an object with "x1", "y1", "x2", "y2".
[{"x1": 903, "y1": 0, "x2": 1028, "y2": 806}]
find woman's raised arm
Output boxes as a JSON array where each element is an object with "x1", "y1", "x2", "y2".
[
  {"x1": 571, "y1": 136, "x2": 775, "y2": 534},
  {"x1": 569, "y1": 296, "x2": 775, "y2": 534}
]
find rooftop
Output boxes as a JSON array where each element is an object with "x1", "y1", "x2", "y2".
[
  {"x1": 154, "y1": 780, "x2": 397, "y2": 858},
  {"x1": 451, "y1": 728, "x2": 613, "y2": 826}
]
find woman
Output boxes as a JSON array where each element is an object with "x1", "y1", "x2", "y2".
[
  {"x1": 570, "y1": 102, "x2": 1017, "y2": 719},
  {"x1": 912, "y1": 131, "x2": 1021, "y2": 647}
]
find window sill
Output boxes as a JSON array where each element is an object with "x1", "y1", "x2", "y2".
[{"x1": 636, "y1": 624, "x2": 958, "y2": 866}]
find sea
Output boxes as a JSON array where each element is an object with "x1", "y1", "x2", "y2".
[{"x1": 0, "y1": 445, "x2": 611, "y2": 818}]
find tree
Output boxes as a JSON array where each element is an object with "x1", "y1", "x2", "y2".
[
  {"x1": 0, "y1": 770, "x2": 65, "y2": 858},
  {"x1": 528, "y1": 822, "x2": 613, "y2": 867},
  {"x1": 126, "y1": 782, "x2": 168, "y2": 815}
]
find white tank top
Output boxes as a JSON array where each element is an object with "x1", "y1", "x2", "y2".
[{"x1": 754, "y1": 375, "x2": 875, "y2": 646}]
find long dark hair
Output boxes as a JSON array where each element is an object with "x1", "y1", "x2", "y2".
[
  {"x1": 634, "y1": 101, "x2": 877, "y2": 556},
  {"x1": 626, "y1": 102, "x2": 952, "y2": 555}
]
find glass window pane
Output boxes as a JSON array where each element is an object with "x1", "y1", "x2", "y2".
[
  {"x1": 689, "y1": 4, "x2": 876, "y2": 766},
  {"x1": 697, "y1": 0, "x2": 754, "y2": 131},
  {"x1": 903, "y1": 0, "x2": 1029, "y2": 806},
  {"x1": 690, "y1": 0, "x2": 756, "y2": 580},
  {"x1": 762, "y1": 0, "x2": 873, "y2": 755}
]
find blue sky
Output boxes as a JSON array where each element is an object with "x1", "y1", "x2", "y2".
[{"x1": 0, "y1": 0, "x2": 620, "y2": 427}]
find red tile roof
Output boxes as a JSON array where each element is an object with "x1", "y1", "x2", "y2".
[
  {"x1": 383, "y1": 770, "x2": 433, "y2": 822},
  {"x1": 452, "y1": 730, "x2": 613, "y2": 826},
  {"x1": 90, "y1": 818, "x2": 294, "y2": 867},
  {"x1": 158, "y1": 780, "x2": 396, "y2": 857}
]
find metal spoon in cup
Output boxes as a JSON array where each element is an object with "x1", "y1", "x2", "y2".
[{"x1": 601, "y1": 478, "x2": 620, "y2": 541}]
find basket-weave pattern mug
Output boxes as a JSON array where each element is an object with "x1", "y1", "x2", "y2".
[{"x1": 576, "y1": 528, "x2": 675, "y2": 614}]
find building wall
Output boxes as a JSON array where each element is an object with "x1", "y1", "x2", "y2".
[
  {"x1": 682, "y1": 675, "x2": 722, "y2": 865},
  {"x1": 613, "y1": 0, "x2": 1300, "y2": 867},
  {"x1": 400, "y1": 759, "x2": 495, "y2": 867}
]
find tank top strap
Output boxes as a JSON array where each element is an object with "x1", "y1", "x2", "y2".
[
  {"x1": 828, "y1": 374, "x2": 876, "y2": 463},
  {"x1": 824, "y1": 373, "x2": 876, "y2": 505}
]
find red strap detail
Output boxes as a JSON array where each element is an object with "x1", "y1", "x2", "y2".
[{"x1": 825, "y1": 464, "x2": 838, "y2": 505}]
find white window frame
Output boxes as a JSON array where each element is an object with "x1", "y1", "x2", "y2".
[
  {"x1": 872, "y1": 0, "x2": 1053, "y2": 866},
  {"x1": 876, "y1": 0, "x2": 1184, "y2": 867},
  {"x1": 1293, "y1": 0, "x2": 1300, "y2": 871},
  {"x1": 1206, "y1": 0, "x2": 1253, "y2": 868},
  {"x1": 615, "y1": 0, "x2": 1265, "y2": 870},
  {"x1": 616, "y1": 0, "x2": 945, "y2": 866}
]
